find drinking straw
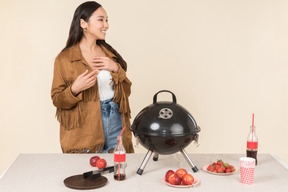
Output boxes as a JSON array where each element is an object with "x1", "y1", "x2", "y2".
[
  {"x1": 252, "y1": 113, "x2": 254, "y2": 143},
  {"x1": 118, "y1": 127, "x2": 125, "y2": 180}
]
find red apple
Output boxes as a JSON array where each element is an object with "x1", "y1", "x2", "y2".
[
  {"x1": 165, "y1": 170, "x2": 175, "y2": 181},
  {"x1": 175, "y1": 168, "x2": 187, "y2": 178},
  {"x1": 182, "y1": 173, "x2": 194, "y2": 185},
  {"x1": 90, "y1": 156, "x2": 100, "y2": 167},
  {"x1": 96, "y1": 158, "x2": 107, "y2": 169},
  {"x1": 168, "y1": 174, "x2": 181, "y2": 185}
]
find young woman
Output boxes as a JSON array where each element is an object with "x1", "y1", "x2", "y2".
[{"x1": 51, "y1": 1, "x2": 134, "y2": 153}]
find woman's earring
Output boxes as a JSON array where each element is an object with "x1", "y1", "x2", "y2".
[{"x1": 84, "y1": 28, "x2": 87, "y2": 32}]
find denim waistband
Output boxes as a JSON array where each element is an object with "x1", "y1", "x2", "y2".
[
  {"x1": 100, "y1": 98, "x2": 119, "y2": 118},
  {"x1": 100, "y1": 97, "x2": 113, "y2": 105}
]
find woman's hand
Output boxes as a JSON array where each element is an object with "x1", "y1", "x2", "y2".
[
  {"x1": 71, "y1": 70, "x2": 99, "y2": 96},
  {"x1": 91, "y1": 57, "x2": 119, "y2": 72}
]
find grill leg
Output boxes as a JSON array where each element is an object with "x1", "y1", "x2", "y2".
[
  {"x1": 180, "y1": 148, "x2": 199, "y2": 172},
  {"x1": 137, "y1": 150, "x2": 153, "y2": 175},
  {"x1": 153, "y1": 153, "x2": 159, "y2": 161}
]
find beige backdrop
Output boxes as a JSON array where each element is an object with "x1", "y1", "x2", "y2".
[{"x1": 1, "y1": 0, "x2": 287, "y2": 175}]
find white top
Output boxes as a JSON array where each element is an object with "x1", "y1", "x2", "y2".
[{"x1": 97, "y1": 70, "x2": 114, "y2": 101}]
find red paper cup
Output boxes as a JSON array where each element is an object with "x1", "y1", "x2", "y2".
[{"x1": 239, "y1": 157, "x2": 255, "y2": 185}]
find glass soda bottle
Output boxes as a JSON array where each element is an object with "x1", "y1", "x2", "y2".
[
  {"x1": 246, "y1": 125, "x2": 258, "y2": 165},
  {"x1": 114, "y1": 136, "x2": 126, "y2": 180}
]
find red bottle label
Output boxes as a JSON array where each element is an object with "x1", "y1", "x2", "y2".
[
  {"x1": 247, "y1": 141, "x2": 258, "y2": 149},
  {"x1": 114, "y1": 154, "x2": 126, "y2": 162}
]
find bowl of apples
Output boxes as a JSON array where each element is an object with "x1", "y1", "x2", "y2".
[{"x1": 163, "y1": 168, "x2": 200, "y2": 188}]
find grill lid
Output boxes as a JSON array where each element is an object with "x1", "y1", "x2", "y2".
[{"x1": 130, "y1": 90, "x2": 200, "y2": 137}]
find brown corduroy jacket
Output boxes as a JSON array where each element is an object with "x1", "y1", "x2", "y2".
[{"x1": 51, "y1": 44, "x2": 134, "y2": 153}]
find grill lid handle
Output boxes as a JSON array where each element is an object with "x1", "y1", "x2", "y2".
[{"x1": 153, "y1": 90, "x2": 177, "y2": 104}]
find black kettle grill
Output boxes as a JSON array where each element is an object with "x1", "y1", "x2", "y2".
[{"x1": 130, "y1": 90, "x2": 201, "y2": 175}]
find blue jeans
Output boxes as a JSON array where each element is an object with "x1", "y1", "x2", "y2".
[{"x1": 100, "y1": 98, "x2": 122, "y2": 153}]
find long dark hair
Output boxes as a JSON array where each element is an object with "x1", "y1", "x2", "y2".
[{"x1": 62, "y1": 1, "x2": 127, "y2": 71}]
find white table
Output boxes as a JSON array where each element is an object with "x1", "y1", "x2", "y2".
[{"x1": 0, "y1": 153, "x2": 287, "y2": 191}]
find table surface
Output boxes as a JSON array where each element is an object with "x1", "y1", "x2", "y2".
[{"x1": 0, "y1": 153, "x2": 287, "y2": 192}]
